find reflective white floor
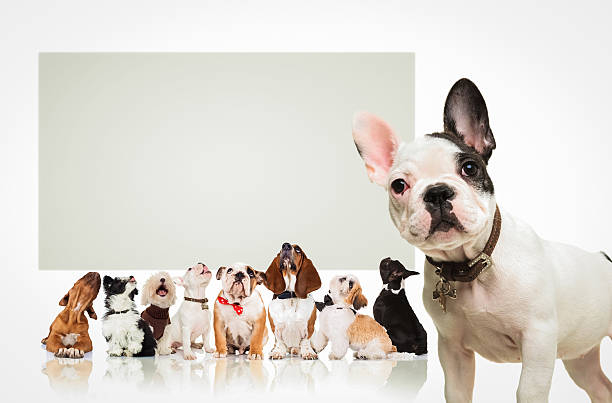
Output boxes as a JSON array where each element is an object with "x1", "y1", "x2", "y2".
[{"x1": 10, "y1": 266, "x2": 610, "y2": 402}]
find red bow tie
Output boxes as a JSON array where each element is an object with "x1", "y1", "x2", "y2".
[{"x1": 217, "y1": 296, "x2": 243, "y2": 315}]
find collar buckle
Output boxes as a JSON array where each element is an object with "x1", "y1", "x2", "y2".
[{"x1": 468, "y1": 252, "x2": 492, "y2": 271}]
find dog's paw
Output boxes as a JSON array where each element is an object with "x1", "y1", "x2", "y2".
[
  {"x1": 248, "y1": 353, "x2": 263, "y2": 360},
  {"x1": 204, "y1": 346, "x2": 215, "y2": 354},
  {"x1": 127, "y1": 343, "x2": 141, "y2": 354},
  {"x1": 301, "y1": 351, "x2": 318, "y2": 360},
  {"x1": 269, "y1": 351, "x2": 285, "y2": 360},
  {"x1": 289, "y1": 347, "x2": 299, "y2": 356},
  {"x1": 183, "y1": 351, "x2": 197, "y2": 360},
  {"x1": 61, "y1": 348, "x2": 84, "y2": 359},
  {"x1": 158, "y1": 347, "x2": 172, "y2": 356},
  {"x1": 190, "y1": 342, "x2": 203, "y2": 350},
  {"x1": 213, "y1": 351, "x2": 227, "y2": 358}
]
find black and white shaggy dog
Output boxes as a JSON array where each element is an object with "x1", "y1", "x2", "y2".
[
  {"x1": 102, "y1": 276, "x2": 156, "y2": 357},
  {"x1": 373, "y1": 258, "x2": 427, "y2": 355}
]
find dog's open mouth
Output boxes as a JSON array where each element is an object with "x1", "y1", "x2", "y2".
[{"x1": 156, "y1": 284, "x2": 168, "y2": 297}]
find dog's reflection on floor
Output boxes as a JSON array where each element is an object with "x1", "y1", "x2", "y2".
[
  {"x1": 103, "y1": 354, "x2": 213, "y2": 393},
  {"x1": 213, "y1": 356, "x2": 270, "y2": 395},
  {"x1": 41, "y1": 353, "x2": 93, "y2": 395}
]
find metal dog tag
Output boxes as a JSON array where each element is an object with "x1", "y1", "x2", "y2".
[{"x1": 433, "y1": 279, "x2": 456, "y2": 313}]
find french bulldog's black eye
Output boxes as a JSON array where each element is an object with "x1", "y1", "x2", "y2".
[
  {"x1": 226, "y1": 268, "x2": 233, "y2": 274},
  {"x1": 295, "y1": 247, "x2": 301, "y2": 253},
  {"x1": 247, "y1": 269, "x2": 254, "y2": 277},
  {"x1": 461, "y1": 161, "x2": 479, "y2": 177},
  {"x1": 188, "y1": 267, "x2": 192, "y2": 271},
  {"x1": 391, "y1": 178, "x2": 408, "y2": 195}
]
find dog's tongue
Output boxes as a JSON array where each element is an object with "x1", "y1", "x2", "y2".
[{"x1": 157, "y1": 289, "x2": 168, "y2": 296}]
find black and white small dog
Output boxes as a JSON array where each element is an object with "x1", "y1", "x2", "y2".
[
  {"x1": 102, "y1": 276, "x2": 156, "y2": 357},
  {"x1": 373, "y1": 258, "x2": 427, "y2": 355}
]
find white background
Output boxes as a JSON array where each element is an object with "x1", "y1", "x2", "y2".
[{"x1": 1, "y1": 1, "x2": 611, "y2": 402}]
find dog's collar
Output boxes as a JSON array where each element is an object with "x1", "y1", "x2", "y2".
[
  {"x1": 185, "y1": 296, "x2": 209, "y2": 310},
  {"x1": 216, "y1": 296, "x2": 243, "y2": 315},
  {"x1": 426, "y1": 205, "x2": 501, "y2": 283},
  {"x1": 315, "y1": 294, "x2": 357, "y2": 315},
  {"x1": 274, "y1": 291, "x2": 297, "y2": 300},
  {"x1": 107, "y1": 309, "x2": 130, "y2": 315}
]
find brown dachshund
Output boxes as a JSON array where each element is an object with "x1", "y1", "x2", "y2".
[{"x1": 41, "y1": 272, "x2": 101, "y2": 358}]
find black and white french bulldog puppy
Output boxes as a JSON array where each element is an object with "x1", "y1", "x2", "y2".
[
  {"x1": 102, "y1": 276, "x2": 156, "y2": 357},
  {"x1": 373, "y1": 257, "x2": 427, "y2": 355},
  {"x1": 352, "y1": 78, "x2": 612, "y2": 402}
]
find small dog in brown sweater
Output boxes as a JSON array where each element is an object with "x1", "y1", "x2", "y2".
[{"x1": 140, "y1": 271, "x2": 177, "y2": 341}]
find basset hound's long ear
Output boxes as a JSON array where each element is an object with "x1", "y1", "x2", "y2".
[
  {"x1": 264, "y1": 254, "x2": 286, "y2": 295},
  {"x1": 59, "y1": 293, "x2": 69, "y2": 306},
  {"x1": 346, "y1": 284, "x2": 368, "y2": 310},
  {"x1": 295, "y1": 255, "x2": 321, "y2": 298}
]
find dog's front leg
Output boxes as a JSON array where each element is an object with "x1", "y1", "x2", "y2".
[
  {"x1": 516, "y1": 326, "x2": 557, "y2": 403},
  {"x1": 438, "y1": 336, "x2": 475, "y2": 403},
  {"x1": 213, "y1": 311, "x2": 228, "y2": 358},
  {"x1": 182, "y1": 326, "x2": 197, "y2": 360},
  {"x1": 328, "y1": 336, "x2": 349, "y2": 360}
]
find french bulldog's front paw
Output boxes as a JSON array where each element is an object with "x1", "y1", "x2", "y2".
[
  {"x1": 269, "y1": 351, "x2": 285, "y2": 360},
  {"x1": 183, "y1": 350, "x2": 197, "y2": 360},
  {"x1": 190, "y1": 342, "x2": 203, "y2": 350},
  {"x1": 248, "y1": 352, "x2": 263, "y2": 360},
  {"x1": 213, "y1": 351, "x2": 227, "y2": 358},
  {"x1": 62, "y1": 348, "x2": 84, "y2": 359}
]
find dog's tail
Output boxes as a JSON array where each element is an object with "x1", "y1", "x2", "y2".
[{"x1": 601, "y1": 251, "x2": 612, "y2": 264}]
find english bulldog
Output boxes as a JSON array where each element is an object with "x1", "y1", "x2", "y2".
[
  {"x1": 352, "y1": 78, "x2": 612, "y2": 402},
  {"x1": 213, "y1": 263, "x2": 268, "y2": 360},
  {"x1": 264, "y1": 242, "x2": 321, "y2": 360}
]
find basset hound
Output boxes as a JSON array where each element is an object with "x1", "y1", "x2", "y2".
[
  {"x1": 41, "y1": 272, "x2": 101, "y2": 358},
  {"x1": 264, "y1": 243, "x2": 321, "y2": 360}
]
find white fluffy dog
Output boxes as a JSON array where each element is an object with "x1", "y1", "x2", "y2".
[
  {"x1": 157, "y1": 263, "x2": 214, "y2": 360},
  {"x1": 140, "y1": 271, "x2": 177, "y2": 341},
  {"x1": 311, "y1": 275, "x2": 396, "y2": 360}
]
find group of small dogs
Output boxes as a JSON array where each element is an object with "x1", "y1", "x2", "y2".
[{"x1": 42, "y1": 242, "x2": 427, "y2": 362}]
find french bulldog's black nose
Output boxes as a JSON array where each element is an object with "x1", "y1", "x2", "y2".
[
  {"x1": 424, "y1": 184, "x2": 455, "y2": 205},
  {"x1": 235, "y1": 271, "x2": 245, "y2": 280},
  {"x1": 160, "y1": 278, "x2": 165, "y2": 283},
  {"x1": 282, "y1": 243, "x2": 291, "y2": 250}
]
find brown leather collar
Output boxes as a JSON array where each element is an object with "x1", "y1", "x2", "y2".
[
  {"x1": 184, "y1": 296, "x2": 209, "y2": 310},
  {"x1": 426, "y1": 205, "x2": 501, "y2": 282}
]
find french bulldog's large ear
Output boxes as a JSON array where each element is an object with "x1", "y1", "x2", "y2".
[
  {"x1": 352, "y1": 111, "x2": 400, "y2": 186},
  {"x1": 443, "y1": 78, "x2": 496, "y2": 163},
  {"x1": 173, "y1": 276, "x2": 185, "y2": 287},
  {"x1": 264, "y1": 255, "x2": 286, "y2": 295}
]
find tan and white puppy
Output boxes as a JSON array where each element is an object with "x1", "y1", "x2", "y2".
[
  {"x1": 311, "y1": 275, "x2": 396, "y2": 360},
  {"x1": 140, "y1": 271, "x2": 177, "y2": 341},
  {"x1": 157, "y1": 263, "x2": 213, "y2": 360},
  {"x1": 265, "y1": 243, "x2": 321, "y2": 360},
  {"x1": 213, "y1": 263, "x2": 268, "y2": 360},
  {"x1": 353, "y1": 78, "x2": 612, "y2": 402}
]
